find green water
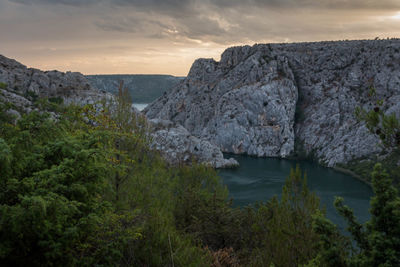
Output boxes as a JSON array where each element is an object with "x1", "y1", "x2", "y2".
[{"x1": 218, "y1": 154, "x2": 373, "y2": 231}]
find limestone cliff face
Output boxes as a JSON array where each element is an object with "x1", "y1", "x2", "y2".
[
  {"x1": 145, "y1": 39, "x2": 400, "y2": 167},
  {"x1": 146, "y1": 47, "x2": 298, "y2": 158}
]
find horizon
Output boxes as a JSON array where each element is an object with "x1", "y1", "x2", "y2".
[
  {"x1": 1, "y1": 0, "x2": 400, "y2": 76},
  {"x1": 5, "y1": 38, "x2": 400, "y2": 77}
]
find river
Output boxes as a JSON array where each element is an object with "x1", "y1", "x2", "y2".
[
  {"x1": 218, "y1": 154, "x2": 373, "y2": 231},
  {"x1": 133, "y1": 103, "x2": 148, "y2": 111}
]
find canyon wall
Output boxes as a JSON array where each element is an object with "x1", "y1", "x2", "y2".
[{"x1": 145, "y1": 39, "x2": 400, "y2": 166}]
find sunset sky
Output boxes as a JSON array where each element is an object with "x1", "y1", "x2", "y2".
[{"x1": 1, "y1": 0, "x2": 400, "y2": 76}]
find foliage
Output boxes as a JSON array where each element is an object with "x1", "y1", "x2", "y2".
[
  {"x1": 239, "y1": 165, "x2": 322, "y2": 267},
  {"x1": 0, "y1": 90, "x2": 217, "y2": 265},
  {"x1": 306, "y1": 210, "x2": 350, "y2": 267},
  {"x1": 0, "y1": 94, "x2": 332, "y2": 266},
  {"x1": 34, "y1": 97, "x2": 65, "y2": 113},
  {"x1": 4, "y1": 82, "x2": 380, "y2": 266},
  {"x1": 337, "y1": 150, "x2": 400, "y2": 187},
  {"x1": 173, "y1": 164, "x2": 243, "y2": 251},
  {"x1": 311, "y1": 164, "x2": 400, "y2": 266},
  {"x1": 0, "y1": 110, "x2": 122, "y2": 266},
  {"x1": 355, "y1": 89, "x2": 400, "y2": 149},
  {"x1": 24, "y1": 90, "x2": 39, "y2": 102},
  {"x1": 48, "y1": 97, "x2": 63, "y2": 105},
  {"x1": 310, "y1": 86, "x2": 400, "y2": 266},
  {"x1": 0, "y1": 82, "x2": 7, "y2": 90}
]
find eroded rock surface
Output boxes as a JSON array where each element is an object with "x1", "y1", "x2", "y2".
[
  {"x1": 149, "y1": 119, "x2": 239, "y2": 168},
  {"x1": 145, "y1": 39, "x2": 400, "y2": 166},
  {"x1": 146, "y1": 47, "x2": 298, "y2": 158}
]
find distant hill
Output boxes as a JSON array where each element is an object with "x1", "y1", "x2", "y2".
[{"x1": 86, "y1": 74, "x2": 184, "y2": 103}]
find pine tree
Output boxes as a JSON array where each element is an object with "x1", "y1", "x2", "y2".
[{"x1": 310, "y1": 163, "x2": 400, "y2": 266}]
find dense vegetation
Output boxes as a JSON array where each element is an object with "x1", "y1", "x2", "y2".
[{"x1": 1, "y1": 88, "x2": 399, "y2": 266}]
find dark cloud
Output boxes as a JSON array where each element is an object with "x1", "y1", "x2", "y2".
[
  {"x1": 3, "y1": 0, "x2": 400, "y2": 75},
  {"x1": 208, "y1": 0, "x2": 400, "y2": 10},
  {"x1": 95, "y1": 16, "x2": 157, "y2": 34},
  {"x1": 9, "y1": 0, "x2": 400, "y2": 10},
  {"x1": 8, "y1": 0, "x2": 102, "y2": 6}
]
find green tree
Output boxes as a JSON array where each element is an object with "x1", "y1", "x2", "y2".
[
  {"x1": 335, "y1": 164, "x2": 400, "y2": 266},
  {"x1": 241, "y1": 165, "x2": 322, "y2": 267},
  {"x1": 309, "y1": 164, "x2": 400, "y2": 266},
  {"x1": 310, "y1": 86, "x2": 400, "y2": 266},
  {"x1": 355, "y1": 87, "x2": 400, "y2": 149},
  {"x1": 307, "y1": 210, "x2": 350, "y2": 267}
]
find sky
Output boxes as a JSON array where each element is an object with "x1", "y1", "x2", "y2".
[{"x1": 0, "y1": 0, "x2": 400, "y2": 76}]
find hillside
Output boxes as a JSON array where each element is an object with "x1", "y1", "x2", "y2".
[
  {"x1": 86, "y1": 74, "x2": 184, "y2": 103},
  {"x1": 0, "y1": 54, "x2": 236, "y2": 168}
]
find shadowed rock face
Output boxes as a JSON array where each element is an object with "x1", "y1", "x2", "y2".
[{"x1": 145, "y1": 39, "x2": 400, "y2": 167}]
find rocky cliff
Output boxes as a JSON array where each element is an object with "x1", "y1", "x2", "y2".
[
  {"x1": 145, "y1": 39, "x2": 400, "y2": 167},
  {"x1": 0, "y1": 54, "x2": 237, "y2": 168},
  {"x1": 0, "y1": 55, "x2": 109, "y2": 113}
]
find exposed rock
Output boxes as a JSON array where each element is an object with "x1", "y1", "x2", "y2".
[
  {"x1": 145, "y1": 39, "x2": 400, "y2": 167},
  {"x1": 0, "y1": 54, "x2": 111, "y2": 110},
  {"x1": 149, "y1": 119, "x2": 239, "y2": 168},
  {"x1": 146, "y1": 49, "x2": 298, "y2": 158},
  {"x1": 0, "y1": 54, "x2": 235, "y2": 168}
]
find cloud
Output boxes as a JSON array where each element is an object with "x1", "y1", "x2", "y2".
[
  {"x1": 8, "y1": 0, "x2": 102, "y2": 6},
  {"x1": 2, "y1": 0, "x2": 400, "y2": 75},
  {"x1": 9, "y1": 0, "x2": 400, "y2": 10}
]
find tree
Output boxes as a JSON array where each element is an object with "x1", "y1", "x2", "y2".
[
  {"x1": 311, "y1": 164, "x2": 400, "y2": 266},
  {"x1": 241, "y1": 165, "x2": 322, "y2": 267},
  {"x1": 334, "y1": 164, "x2": 400, "y2": 266},
  {"x1": 311, "y1": 87, "x2": 400, "y2": 266},
  {"x1": 355, "y1": 87, "x2": 400, "y2": 149},
  {"x1": 83, "y1": 80, "x2": 149, "y2": 207}
]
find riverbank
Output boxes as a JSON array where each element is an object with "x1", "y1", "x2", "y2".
[{"x1": 333, "y1": 166, "x2": 372, "y2": 188}]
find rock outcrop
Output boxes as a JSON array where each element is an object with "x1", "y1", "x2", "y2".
[
  {"x1": 0, "y1": 55, "x2": 109, "y2": 112},
  {"x1": 146, "y1": 48, "x2": 298, "y2": 158},
  {"x1": 0, "y1": 54, "x2": 236, "y2": 168},
  {"x1": 149, "y1": 119, "x2": 238, "y2": 168},
  {"x1": 145, "y1": 39, "x2": 400, "y2": 167}
]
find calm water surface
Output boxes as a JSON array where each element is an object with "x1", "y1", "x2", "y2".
[
  {"x1": 133, "y1": 103, "x2": 148, "y2": 111},
  {"x1": 218, "y1": 154, "x2": 373, "y2": 231}
]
